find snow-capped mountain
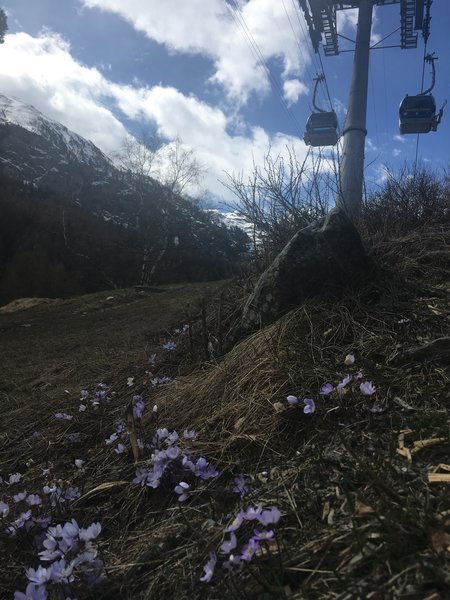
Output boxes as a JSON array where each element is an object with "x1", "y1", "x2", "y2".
[
  {"x1": 0, "y1": 94, "x2": 249, "y2": 303},
  {"x1": 0, "y1": 94, "x2": 119, "y2": 196}
]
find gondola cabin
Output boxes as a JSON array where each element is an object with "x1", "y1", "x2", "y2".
[
  {"x1": 399, "y1": 94, "x2": 437, "y2": 134},
  {"x1": 304, "y1": 111, "x2": 339, "y2": 146}
]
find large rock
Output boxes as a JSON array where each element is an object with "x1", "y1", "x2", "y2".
[{"x1": 242, "y1": 208, "x2": 374, "y2": 328}]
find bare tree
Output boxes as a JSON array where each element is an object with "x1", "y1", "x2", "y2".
[
  {"x1": 157, "y1": 135, "x2": 207, "y2": 196},
  {"x1": 115, "y1": 132, "x2": 207, "y2": 285},
  {"x1": 221, "y1": 145, "x2": 338, "y2": 268}
]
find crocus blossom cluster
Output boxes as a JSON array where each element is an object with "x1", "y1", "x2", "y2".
[
  {"x1": 200, "y1": 505, "x2": 282, "y2": 583},
  {"x1": 14, "y1": 518, "x2": 104, "y2": 599},
  {"x1": 133, "y1": 427, "x2": 218, "y2": 496},
  {"x1": 285, "y1": 395, "x2": 316, "y2": 414}
]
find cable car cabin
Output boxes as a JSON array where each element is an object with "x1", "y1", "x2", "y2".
[
  {"x1": 399, "y1": 94, "x2": 437, "y2": 134},
  {"x1": 303, "y1": 111, "x2": 339, "y2": 147}
]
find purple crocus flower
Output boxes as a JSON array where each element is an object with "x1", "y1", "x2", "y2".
[
  {"x1": 252, "y1": 529, "x2": 275, "y2": 541},
  {"x1": 344, "y1": 353, "x2": 355, "y2": 366},
  {"x1": 14, "y1": 584, "x2": 48, "y2": 600},
  {"x1": 174, "y1": 481, "x2": 190, "y2": 502},
  {"x1": 132, "y1": 396, "x2": 145, "y2": 420},
  {"x1": 0, "y1": 500, "x2": 9, "y2": 517},
  {"x1": 303, "y1": 398, "x2": 316, "y2": 414},
  {"x1": 286, "y1": 394, "x2": 299, "y2": 405},
  {"x1": 320, "y1": 383, "x2": 334, "y2": 395},
  {"x1": 114, "y1": 443, "x2": 127, "y2": 455},
  {"x1": 13, "y1": 491, "x2": 27, "y2": 503},
  {"x1": 368, "y1": 405, "x2": 385, "y2": 414},
  {"x1": 257, "y1": 506, "x2": 282, "y2": 526},
  {"x1": 162, "y1": 340, "x2": 177, "y2": 351},
  {"x1": 54, "y1": 412, "x2": 73, "y2": 421},
  {"x1": 225, "y1": 511, "x2": 245, "y2": 533},
  {"x1": 64, "y1": 487, "x2": 80, "y2": 503},
  {"x1": 48, "y1": 558, "x2": 74, "y2": 584},
  {"x1": 360, "y1": 381, "x2": 376, "y2": 396},
  {"x1": 243, "y1": 505, "x2": 263, "y2": 521},
  {"x1": 133, "y1": 467, "x2": 150, "y2": 486},
  {"x1": 26, "y1": 565, "x2": 52, "y2": 586},
  {"x1": 222, "y1": 553, "x2": 242, "y2": 570},
  {"x1": 183, "y1": 429, "x2": 196, "y2": 440},
  {"x1": 79, "y1": 522, "x2": 101, "y2": 542},
  {"x1": 194, "y1": 457, "x2": 218, "y2": 480},
  {"x1": 337, "y1": 374, "x2": 352, "y2": 389},
  {"x1": 105, "y1": 432, "x2": 118, "y2": 445},
  {"x1": 220, "y1": 532, "x2": 237, "y2": 554},
  {"x1": 26, "y1": 494, "x2": 42, "y2": 506},
  {"x1": 232, "y1": 475, "x2": 249, "y2": 498},
  {"x1": 240, "y1": 538, "x2": 260, "y2": 562},
  {"x1": 199, "y1": 552, "x2": 217, "y2": 583}
]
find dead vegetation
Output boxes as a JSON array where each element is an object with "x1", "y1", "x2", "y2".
[{"x1": 0, "y1": 226, "x2": 449, "y2": 599}]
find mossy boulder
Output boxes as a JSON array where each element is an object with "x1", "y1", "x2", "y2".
[{"x1": 242, "y1": 208, "x2": 374, "y2": 328}]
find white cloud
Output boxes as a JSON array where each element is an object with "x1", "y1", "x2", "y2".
[
  {"x1": 81, "y1": 0, "x2": 312, "y2": 104},
  {"x1": 283, "y1": 79, "x2": 308, "y2": 106},
  {"x1": 0, "y1": 31, "x2": 127, "y2": 152},
  {"x1": 393, "y1": 134, "x2": 406, "y2": 143},
  {"x1": 0, "y1": 30, "x2": 312, "y2": 199},
  {"x1": 392, "y1": 148, "x2": 401, "y2": 157}
]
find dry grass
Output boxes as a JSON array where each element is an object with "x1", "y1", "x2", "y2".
[{"x1": 1, "y1": 227, "x2": 449, "y2": 599}]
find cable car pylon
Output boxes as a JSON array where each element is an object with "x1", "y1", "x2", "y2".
[{"x1": 298, "y1": 0, "x2": 439, "y2": 223}]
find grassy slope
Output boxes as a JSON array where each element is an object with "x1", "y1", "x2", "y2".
[{"x1": 1, "y1": 228, "x2": 449, "y2": 599}]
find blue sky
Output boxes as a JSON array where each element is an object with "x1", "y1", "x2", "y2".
[{"x1": 1, "y1": 0, "x2": 449, "y2": 201}]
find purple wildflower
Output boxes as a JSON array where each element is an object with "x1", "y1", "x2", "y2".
[
  {"x1": 183, "y1": 429, "x2": 196, "y2": 440},
  {"x1": 54, "y1": 412, "x2": 73, "y2": 421},
  {"x1": 64, "y1": 487, "x2": 80, "y2": 502},
  {"x1": 48, "y1": 558, "x2": 74, "y2": 584},
  {"x1": 105, "y1": 432, "x2": 118, "y2": 445},
  {"x1": 223, "y1": 553, "x2": 242, "y2": 571},
  {"x1": 132, "y1": 395, "x2": 145, "y2": 420},
  {"x1": 26, "y1": 565, "x2": 52, "y2": 586},
  {"x1": 13, "y1": 491, "x2": 27, "y2": 503},
  {"x1": 360, "y1": 381, "x2": 376, "y2": 396},
  {"x1": 232, "y1": 475, "x2": 249, "y2": 497},
  {"x1": 80, "y1": 389, "x2": 89, "y2": 399},
  {"x1": 14, "y1": 584, "x2": 48, "y2": 600},
  {"x1": 225, "y1": 511, "x2": 245, "y2": 533},
  {"x1": 133, "y1": 467, "x2": 150, "y2": 486},
  {"x1": 368, "y1": 405, "x2": 385, "y2": 414},
  {"x1": 344, "y1": 353, "x2": 355, "y2": 366},
  {"x1": 243, "y1": 505, "x2": 263, "y2": 521},
  {"x1": 114, "y1": 443, "x2": 127, "y2": 455},
  {"x1": 337, "y1": 374, "x2": 352, "y2": 389},
  {"x1": 320, "y1": 383, "x2": 334, "y2": 395},
  {"x1": 162, "y1": 340, "x2": 177, "y2": 351},
  {"x1": 257, "y1": 506, "x2": 282, "y2": 526},
  {"x1": 303, "y1": 398, "x2": 316, "y2": 414},
  {"x1": 26, "y1": 494, "x2": 42, "y2": 506},
  {"x1": 286, "y1": 394, "x2": 299, "y2": 405},
  {"x1": 252, "y1": 529, "x2": 275, "y2": 541},
  {"x1": 220, "y1": 532, "x2": 237, "y2": 554},
  {"x1": 193, "y1": 457, "x2": 219, "y2": 480},
  {"x1": 240, "y1": 537, "x2": 260, "y2": 562},
  {"x1": 174, "y1": 481, "x2": 190, "y2": 502},
  {"x1": 0, "y1": 501, "x2": 10, "y2": 517},
  {"x1": 148, "y1": 353, "x2": 157, "y2": 365},
  {"x1": 79, "y1": 522, "x2": 101, "y2": 542},
  {"x1": 199, "y1": 552, "x2": 217, "y2": 583}
]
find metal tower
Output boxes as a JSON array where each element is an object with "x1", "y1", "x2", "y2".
[{"x1": 298, "y1": 0, "x2": 432, "y2": 220}]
